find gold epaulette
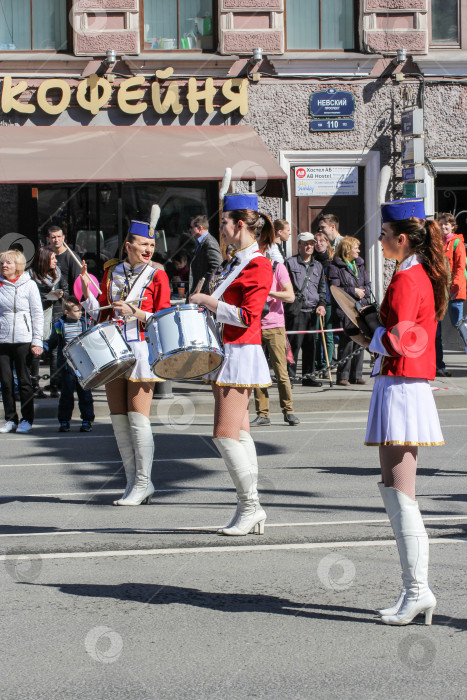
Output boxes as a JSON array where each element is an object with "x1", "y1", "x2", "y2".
[{"x1": 104, "y1": 258, "x2": 119, "y2": 270}]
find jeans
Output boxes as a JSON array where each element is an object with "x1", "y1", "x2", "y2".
[
  {"x1": 0, "y1": 342, "x2": 34, "y2": 424},
  {"x1": 254, "y1": 326, "x2": 294, "y2": 417},
  {"x1": 58, "y1": 368, "x2": 94, "y2": 423},
  {"x1": 448, "y1": 299, "x2": 464, "y2": 328}
]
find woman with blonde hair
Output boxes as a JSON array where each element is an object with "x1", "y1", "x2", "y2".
[
  {"x1": 328, "y1": 236, "x2": 372, "y2": 386},
  {"x1": 0, "y1": 249, "x2": 43, "y2": 433}
]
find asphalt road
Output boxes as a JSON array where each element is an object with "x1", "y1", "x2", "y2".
[{"x1": 1, "y1": 408, "x2": 466, "y2": 699}]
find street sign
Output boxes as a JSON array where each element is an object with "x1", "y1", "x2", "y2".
[
  {"x1": 402, "y1": 182, "x2": 425, "y2": 198},
  {"x1": 309, "y1": 88, "x2": 355, "y2": 117},
  {"x1": 310, "y1": 118, "x2": 355, "y2": 132},
  {"x1": 402, "y1": 137, "x2": 425, "y2": 164},
  {"x1": 403, "y1": 166, "x2": 425, "y2": 181},
  {"x1": 295, "y1": 166, "x2": 358, "y2": 197},
  {"x1": 401, "y1": 108, "x2": 424, "y2": 136}
]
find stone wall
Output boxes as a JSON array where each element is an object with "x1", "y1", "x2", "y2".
[{"x1": 362, "y1": 0, "x2": 428, "y2": 54}]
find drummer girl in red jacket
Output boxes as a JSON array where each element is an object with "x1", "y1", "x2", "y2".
[
  {"x1": 190, "y1": 194, "x2": 273, "y2": 536},
  {"x1": 80, "y1": 220, "x2": 171, "y2": 506},
  {"x1": 363, "y1": 199, "x2": 448, "y2": 626}
]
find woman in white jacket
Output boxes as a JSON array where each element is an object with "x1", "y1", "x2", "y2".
[{"x1": 0, "y1": 249, "x2": 44, "y2": 434}]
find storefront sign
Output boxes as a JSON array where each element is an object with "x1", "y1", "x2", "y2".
[
  {"x1": 295, "y1": 166, "x2": 358, "y2": 197},
  {"x1": 310, "y1": 118, "x2": 355, "y2": 132},
  {"x1": 0, "y1": 70, "x2": 249, "y2": 117},
  {"x1": 309, "y1": 88, "x2": 355, "y2": 118}
]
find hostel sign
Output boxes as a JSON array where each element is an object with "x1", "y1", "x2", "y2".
[{"x1": 0, "y1": 69, "x2": 249, "y2": 117}]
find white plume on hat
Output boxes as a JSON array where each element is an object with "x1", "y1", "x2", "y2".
[{"x1": 149, "y1": 204, "x2": 161, "y2": 237}]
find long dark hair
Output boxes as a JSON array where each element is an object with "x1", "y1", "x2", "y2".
[
  {"x1": 226, "y1": 209, "x2": 274, "y2": 254},
  {"x1": 389, "y1": 218, "x2": 449, "y2": 320},
  {"x1": 31, "y1": 246, "x2": 58, "y2": 283}
]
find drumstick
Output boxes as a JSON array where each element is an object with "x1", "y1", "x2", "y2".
[
  {"x1": 64, "y1": 242, "x2": 103, "y2": 296},
  {"x1": 193, "y1": 277, "x2": 205, "y2": 295},
  {"x1": 97, "y1": 296, "x2": 147, "y2": 311}
]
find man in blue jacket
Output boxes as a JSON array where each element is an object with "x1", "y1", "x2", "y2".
[{"x1": 285, "y1": 233, "x2": 327, "y2": 386}]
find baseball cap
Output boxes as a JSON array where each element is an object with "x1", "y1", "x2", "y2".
[{"x1": 297, "y1": 232, "x2": 315, "y2": 242}]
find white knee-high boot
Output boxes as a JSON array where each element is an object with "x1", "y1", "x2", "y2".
[
  {"x1": 116, "y1": 412, "x2": 155, "y2": 506},
  {"x1": 214, "y1": 436, "x2": 266, "y2": 536},
  {"x1": 378, "y1": 484, "x2": 436, "y2": 625},
  {"x1": 111, "y1": 414, "x2": 136, "y2": 506},
  {"x1": 219, "y1": 430, "x2": 260, "y2": 529}
]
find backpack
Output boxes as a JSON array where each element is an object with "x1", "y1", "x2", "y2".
[{"x1": 453, "y1": 239, "x2": 467, "y2": 282}]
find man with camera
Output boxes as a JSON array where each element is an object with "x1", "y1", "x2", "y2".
[{"x1": 285, "y1": 232, "x2": 326, "y2": 387}]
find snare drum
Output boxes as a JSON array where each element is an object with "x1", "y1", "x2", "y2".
[
  {"x1": 147, "y1": 304, "x2": 224, "y2": 379},
  {"x1": 63, "y1": 322, "x2": 136, "y2": 389}
]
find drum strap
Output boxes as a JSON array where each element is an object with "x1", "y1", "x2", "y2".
[
  {"x1": 211, "y1": 252, "x2": 262, "y2": 301},
  {"x1": 112, "y1": 264, "x2": 155, "y2": 342}
]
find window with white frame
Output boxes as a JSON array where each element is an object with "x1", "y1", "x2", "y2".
[
  {"x1": 286, "y1": 0, "x2": 355, "y2": 50},
  {"x1": 143, "y1": 0, "x2": 214, "y2": 51},
  {"x1": 0, "y1": 0, "x2": 67, "y2": 51},
  {"x1": 431, "y1": 0, "x2": 459, "y2": 45}
]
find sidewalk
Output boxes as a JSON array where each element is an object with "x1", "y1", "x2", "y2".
[
  {"x1": 2, "y1": 318, "x2": 466, "y2": 421},
  {"x1": 6, "y1": 349, "x2": 466, "y2": 422}
]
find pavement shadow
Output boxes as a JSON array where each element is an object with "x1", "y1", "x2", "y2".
[{"x1": 25, "y1": 582, "x2": 467, "y2": 630}]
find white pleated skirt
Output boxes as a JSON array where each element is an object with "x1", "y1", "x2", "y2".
[
  {"x1": 365, "y1": 375, "x2": 444, "y2": 446},
  {"x1": 204, "y1": 343, "x2": 272, "y2": 387},
  {"x1": 124, "y1": 340, "x2": 163, "y2": 382}
]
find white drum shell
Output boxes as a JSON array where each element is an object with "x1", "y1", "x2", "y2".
[
  {"x1": 147, "y1": 304, "x2": 224, "y2": 379},
  {"x1": 63, "y1": 323, "x2": 136, "y2": 389}
]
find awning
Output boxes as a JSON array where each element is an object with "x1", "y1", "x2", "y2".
[{"x1": 0, "y1": 125, "x2": 286, "y2": 191}]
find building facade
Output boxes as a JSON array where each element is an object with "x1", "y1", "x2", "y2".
[{"x1": 0, "y1": 0, "x2": 465, "y2": 297}]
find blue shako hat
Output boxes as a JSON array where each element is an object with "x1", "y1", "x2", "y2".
[
  {"x1": 223, "y1": 193, "x2": 258, "y2": 213},
  {"x1": 128, "y1": 220, "x2": 155, "y2": 239},
  {"x1": 381, "y1": 198, "x2": 426, "y2": 223}
]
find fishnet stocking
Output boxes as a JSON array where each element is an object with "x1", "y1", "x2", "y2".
[
  {"x1": 212, "y1": 384, "x2": 251, "y2": 439},
  {"x1": 106, "y1": 378, "x2": 155, "y2": 417},
  {"x1": 379, "y1": 445, "x2": 418, "y2": 500}
]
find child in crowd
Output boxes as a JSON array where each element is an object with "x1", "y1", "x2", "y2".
[{"x1": 46, "y1": 296, "x2": 94, "y2": 432}]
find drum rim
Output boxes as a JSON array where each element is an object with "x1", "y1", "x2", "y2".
[
  {"x1": 152, "y1": 304, "x2": 203, "y2": 319},
  {"x1": 63, "y1": 321, "x2": 124, "y2": 348},
  {"x1": 151, "y1": 346, "x2": 224, "y2": 380},
  {"x1": 76, "y1": 354, "x2": 136, "y2": 389}
]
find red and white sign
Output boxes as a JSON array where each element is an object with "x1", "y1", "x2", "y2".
[{"x1": 296, "y1": 168, "x2": 307, "y2": 179}]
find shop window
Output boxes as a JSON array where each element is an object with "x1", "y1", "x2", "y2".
[
  {"x1": 0, "y1": 0, "x2": 68, "y2": 51},
  {"x1": 143, "y1": 0, "x2": 214, "y2": 51},
  {"x1": 431, "y1": 0, "x2": 459, "y2": 45},
  {"x1": 286, "y1": 0, "x2": 356, "y2": 51}
]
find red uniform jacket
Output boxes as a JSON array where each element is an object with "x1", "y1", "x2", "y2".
[
  {"x1": 97, "y1": 261, "x2": 171, "y2": 340},
  {"x1": 444, "y1": 234, "x2": 466, "y2": 300},
  {"x1": 379, "y1": 262, "x2": 437, "y2": 379},
  {"x1": 220, "y1": 257, "x2": 273, "y2": 344}
]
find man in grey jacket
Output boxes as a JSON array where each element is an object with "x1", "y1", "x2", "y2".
[
  {"x1": 186, "y1": 215, "x2": 223, "y2": 299},
  {"x1": 285, "y1": 232, "x2": 326, "y2": 386}
]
